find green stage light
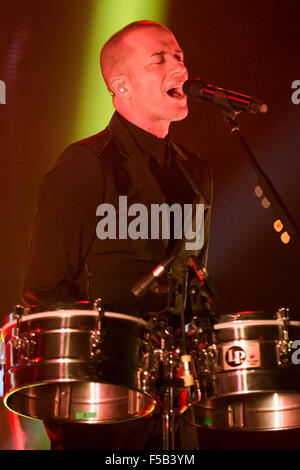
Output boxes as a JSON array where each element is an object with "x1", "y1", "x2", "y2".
[{"x1": 74, "y1": 0, "x2": 169, "y2": 139}]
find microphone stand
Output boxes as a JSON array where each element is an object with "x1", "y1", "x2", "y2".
[{"x1": 222, "y1": 109, "x2": 300, "y2": 243}]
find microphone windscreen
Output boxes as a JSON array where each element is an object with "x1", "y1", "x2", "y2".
[{"x1": 183, "y1": 79, "x2": 206, "y2": 100}]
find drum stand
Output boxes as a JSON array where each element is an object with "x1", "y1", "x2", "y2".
[
  {"x1": 160, "y1": 339, "x2": 200, "y2": 450},
  {"x1": 161, "y1": 348, "x2": 177, "y2": 450},
  {"x1": 162, "y1": 368, "x2": 175, "y2": 449},
  {"x1": 160, "y1": 271, "x2": 193, "y2": 451}
]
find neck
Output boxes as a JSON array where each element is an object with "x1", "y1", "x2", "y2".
[
  {"x1": 135, "y1": 120, "x2": 170, "y2": 138},
  {"x1": 115, "y1": 107, "x2": 170, "y2": 138}
]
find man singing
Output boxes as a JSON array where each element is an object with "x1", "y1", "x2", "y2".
[{"x1": 22, "y1": 20, "x2": 213, "y2": 450}]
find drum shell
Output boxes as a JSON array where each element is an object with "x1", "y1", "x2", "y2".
[
  {"x1": 214, "y1": 319, "x2": 300, "y2": 397},
  {"x1": 2, "y1": 310, "x2": 156, "y2": 423},
  {"x1": 188, "y1": 311, "x2": 300, "y2": 431}
]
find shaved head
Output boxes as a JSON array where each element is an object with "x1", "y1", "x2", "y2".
[
  {"x1": 100, "y1": 21, "x2": 169, "y2": 91},
  {"x1": 100, "y1": 20, "x2": 188, "y2": 138}
]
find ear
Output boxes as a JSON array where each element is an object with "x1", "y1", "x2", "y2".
[{"x1": 109, "y1": 76, "x2": 131, "y2": 98}]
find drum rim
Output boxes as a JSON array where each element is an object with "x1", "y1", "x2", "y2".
[
  {"x1": 1, "y1": 310, "x2": 148, "y2": 339},
  {"x1": 214, "y1": 319, "x2": 300, "y2": 330},
  {"x1": 3, "y1": 381, "x2": 156, "y2": 423}
]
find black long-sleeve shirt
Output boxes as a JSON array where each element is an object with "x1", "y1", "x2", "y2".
[{"x1": 22, "y1": 112, "x2": 212, "y2": 316}]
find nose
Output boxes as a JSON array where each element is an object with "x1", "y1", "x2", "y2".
[{"x1": 168, "y1": 55, "x2": 188, "y2": 80}]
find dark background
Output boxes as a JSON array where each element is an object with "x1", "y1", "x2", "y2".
[
  {"x1": 1, "y1": 0, "x2": 299, "y2": 321},
  {"x1": 170, "y1": 0, "x2": 300, "y2": 315},
  {"x1": 0, "y1": 0, "x2": 299, "y2": 449}
]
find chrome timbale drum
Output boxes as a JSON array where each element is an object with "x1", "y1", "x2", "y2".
[
  {"x1": 189, "y1": 309, "x2": 300, "y2": 431},
  {"x1": 1, "y1": 308, "x2": 156, "y2": 423}
]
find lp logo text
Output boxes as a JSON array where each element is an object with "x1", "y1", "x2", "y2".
[
  {"x1": 0, "y1": 80, "x2": 6, "y2": 104},
  {"x1": 225, "y1": 342, "x2": 300, "y2": 366},
  {"x1": 225, "y1": 346, "x2": 246, "y2": 367}
]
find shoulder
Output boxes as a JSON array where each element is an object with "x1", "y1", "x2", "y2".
[
  {"x1": 72, "y1": 127, "x2": 112, "y2": 156},
  {"x1": 58, "y1": 127, "x2": 111, "y2": 164},
  {"x1": 37, "y1": 130, "x2": 112, "y2": 203},
  {"x1": 46, "y1": 128, "x2": 113, "y2": 179}
]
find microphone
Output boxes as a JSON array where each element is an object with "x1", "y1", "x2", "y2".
[
  {"x1": 183, "y1": 79, "x2": 268, "y2": 114},
  {"x1": 131, "y1": 256, "x2": 175, "y2": 298}
]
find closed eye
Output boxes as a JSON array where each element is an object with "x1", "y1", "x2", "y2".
[
  {"x1": 149, "y1": 50, "x2": 184, "y2": 65},
  {"x1": 151, "y1": 52, "x2": 165, "y2": 64}
]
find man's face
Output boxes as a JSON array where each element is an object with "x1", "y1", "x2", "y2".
[{"x1": 122, "y1": 27, "x2": 189, "y2": 127}]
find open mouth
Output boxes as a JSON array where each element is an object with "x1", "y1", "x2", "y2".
[{"x1": 166, "y1": 86, "x2": 185, "y2": 99}]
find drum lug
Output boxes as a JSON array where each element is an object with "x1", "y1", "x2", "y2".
[
  {"x1": 11, "y1": 305, "x2": 36, "y2": 361},
  {"x1": 276, "y1": 307, "x2": 292, "y2": 366},
  {"x1": 199, "y1": 343, "x2": 217, "y2": 377},
  {"x1": 90, "y1": 330, "x2": 102, "y2": 358},
  {"x1": 11, "y1": 304, "x2": 23, "y2": 350},
  {"x1": 276, "y1": 340, "x2": 292, "y2": 366},
  {"x1": 90, "y1": 298, "x2": 104, "y2": 358},
  {"x1": 11, "y1": 335, "x2": 22, "y2": 352},
  {"x1": 12, "y1": 333, "x2": 36, "y2": 361}
]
